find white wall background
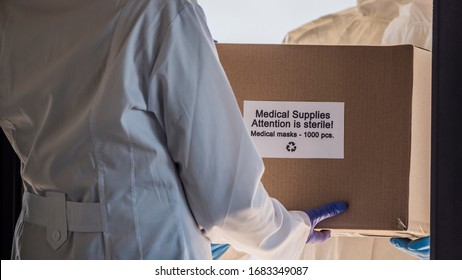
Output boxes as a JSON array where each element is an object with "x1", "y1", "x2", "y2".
[{"x1": 197, "y1": 0, "x2": 357, "y2": 43}]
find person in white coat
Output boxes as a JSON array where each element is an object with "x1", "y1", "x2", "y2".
[{"x1": 0, "y1": 0, "x2": 347, "y2": 259}]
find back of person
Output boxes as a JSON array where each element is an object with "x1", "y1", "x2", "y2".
[
  {"x1": 1, "y1": 0, "x2": 212, "y2": 259},
  {"x1": 2, "y1": 0, "x2": 325, "y2": 260}
]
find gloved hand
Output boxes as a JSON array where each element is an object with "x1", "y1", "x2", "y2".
[
  {"x1": 304, "y1": 202, "x2": 348, "y2": 244},
  {"x1": 211, "y1": 243, "x2": 231, "y2": 260},
  {"x1": 390, "y1": 236, "x2": 430, "y2": 260}
]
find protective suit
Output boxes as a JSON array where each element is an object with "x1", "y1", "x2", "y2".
[
  {"x1": 271, "y1": 0, "x2": 433, "y2": 261},
  {"x1": 284, "y1": 0, "x2": 399, "y2": 45},
  {"x1": 0, "y1": 0, "x2": 312, "y2": 259},
  {"x1": 381, "y1": 0, "x2": 433, "y2": 50},
  {"x1": 283, "y1": 7, "x2": 359, "y2": 45}
]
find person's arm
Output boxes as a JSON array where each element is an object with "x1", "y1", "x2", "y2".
[{"x1": 147, "y1": 2, "x2": 345, "y2": 259}]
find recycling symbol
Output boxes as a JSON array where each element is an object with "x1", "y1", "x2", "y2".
[{"x1": 286, "y1": 141, "x2": 297, "y2": 152}]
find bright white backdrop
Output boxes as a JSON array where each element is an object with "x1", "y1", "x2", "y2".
[{"x1": 197, "y1": 0, "x2": 356, "y2": 43}]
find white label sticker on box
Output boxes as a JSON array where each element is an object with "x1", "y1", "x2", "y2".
[{"x1": 243, "y1": 101, "x2": 344, "y2": 159}]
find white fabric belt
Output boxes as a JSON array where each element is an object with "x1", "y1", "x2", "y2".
[{"x1": 22, "y1": 191, "x2": 104, "y2": 250}]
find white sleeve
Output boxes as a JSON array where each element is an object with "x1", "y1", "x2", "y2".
[{"x1": 148, "y1": 2, "x2": 310, "y2": 259}]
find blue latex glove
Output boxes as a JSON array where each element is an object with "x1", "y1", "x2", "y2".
[
  {"x1": 390, "y1": 236, "x2": 430, "y2": 260},
  {"x1": 211, "y1": 243, "x2": 231, "y2": 260},
  {"x1": 305, "y1": 202, "x2": 348, "y2": 244}
]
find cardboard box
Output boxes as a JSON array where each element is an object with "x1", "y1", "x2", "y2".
[{"x1": 216, "y1": 44, "x2": 431, "y2": 238}]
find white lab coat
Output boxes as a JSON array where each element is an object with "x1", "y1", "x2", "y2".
[
  {"x1": 0, "y1": 0, "x2": 310, "y2": 259},
  {"x1": 381, "y1": 0, "x2": 433, "y2": 50}
]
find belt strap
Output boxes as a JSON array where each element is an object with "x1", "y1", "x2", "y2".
[{"x1": 23, "y1": 191, "x2": 104, "y2": 250}]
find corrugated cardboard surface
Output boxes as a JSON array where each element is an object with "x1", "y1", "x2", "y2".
[{"x1": 216, "y1": 44, "x2": 431, "y2": 237}]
